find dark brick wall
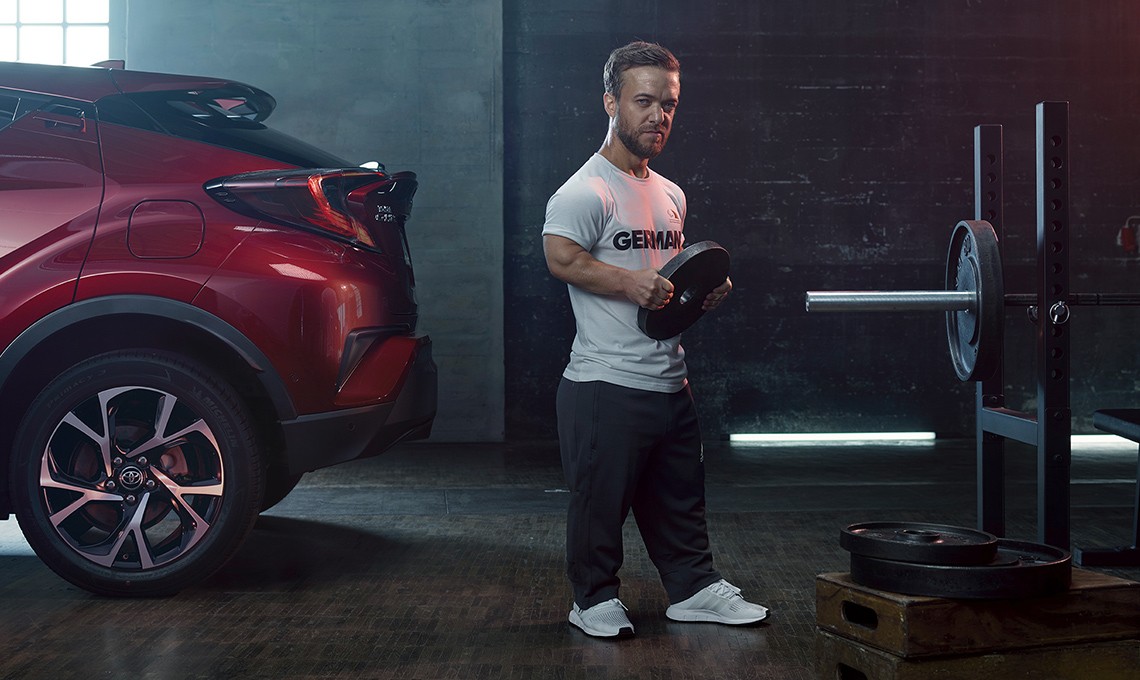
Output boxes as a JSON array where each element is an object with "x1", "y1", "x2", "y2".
[{"x1": 504, "y1": 1, "x2": 1140, "y2": 440}]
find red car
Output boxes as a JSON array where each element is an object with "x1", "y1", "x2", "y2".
[{"x1": 0, "y1": 61, "x2": 437, "y2": 596}]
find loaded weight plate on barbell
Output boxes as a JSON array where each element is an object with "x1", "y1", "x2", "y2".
[
  {"x1": 840, "y1": 521, "x2": 999, "y2": 566},
  {"x1": 945, "y1": 220, "x2": 1004, "y2": 381},
  {"x1": 637, "y1": 241, "x2": 730, "y2": 340},
  {"x1": 849, "y1": 539, "x2": 1071, "y2": 600}
]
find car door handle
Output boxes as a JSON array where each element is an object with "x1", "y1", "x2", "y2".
[{"x1": 33, "y1": 114, "x2": 87, "y2": 132}]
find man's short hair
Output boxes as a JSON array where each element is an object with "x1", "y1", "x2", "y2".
[{"x1": 603, "y1": 41, "x2": 681, "y2": 99}]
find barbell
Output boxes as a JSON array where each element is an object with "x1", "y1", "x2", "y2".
[{"x1": 806, "y1": 220, "x2": 1140, "y2": 382}]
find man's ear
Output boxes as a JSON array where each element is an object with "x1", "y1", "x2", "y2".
[{"x1": 603, "y1": 92, "x2": 617, "y2": 118}]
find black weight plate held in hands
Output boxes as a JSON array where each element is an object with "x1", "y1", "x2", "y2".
[
  {"x1": 637, "y1": 241, "x2": 730, "y2": 340},
  {"x1": 840, "y1": 522, "x2": 999, "y2": 566},
  {"x1": 848, "y1": 539, "x2": 1071, "y2": 600},
  {"x1": 945, "y1": 220, "x2": 1003, "y2": 381}
]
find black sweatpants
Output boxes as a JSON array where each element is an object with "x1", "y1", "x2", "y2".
[{"x1": 556, "y1": 378, "x2": 721, "y2": 609}]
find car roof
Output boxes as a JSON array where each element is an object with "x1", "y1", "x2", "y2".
[{"x1": 0, "y1": 61, "x2": 263, "y2": 103}]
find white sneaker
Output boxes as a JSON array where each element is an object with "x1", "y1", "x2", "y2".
[
  {"x1": 568, "y1": 598, "x2": 635, "y2": 638},
  {"x1": 665, "y1": 579, "x2": 769, "y2": 625}
]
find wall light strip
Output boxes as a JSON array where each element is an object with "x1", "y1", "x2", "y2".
[
  {"x1": 729, "y1": 432, "x2": 1135, "y2": 447},
  {"x1": 1072, "y1": 434, "x2": 1134, "y2": 448},
  {"x1": 729, "y1": 432, "x2": 936, "y2": 443}
]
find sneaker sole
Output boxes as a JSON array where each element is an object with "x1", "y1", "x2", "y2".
[
  {"x1": 665, "y1": 608, "x2": 769, "y2": 625},
  {"x1": 568, "y1": 611, "x2": 635, "y2": 638}
]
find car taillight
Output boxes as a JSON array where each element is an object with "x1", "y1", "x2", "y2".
[{"x1": 204, "y1": 168, "x2": 417, "y2": 253}]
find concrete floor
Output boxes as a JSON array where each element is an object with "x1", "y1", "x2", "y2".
[{"x1": 1, "y1": 438, "x2": 1138, "y2": 679}]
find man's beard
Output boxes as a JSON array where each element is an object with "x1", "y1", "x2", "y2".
[{"x1": 615, "y1": 114, "x2": 667, "y2": 160}]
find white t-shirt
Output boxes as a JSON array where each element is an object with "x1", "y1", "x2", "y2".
[{"x1": 543, "y1": 153, "x2": 688, "y2": 393}]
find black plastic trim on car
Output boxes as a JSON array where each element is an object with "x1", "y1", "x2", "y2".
[
  {"x1": 0, "y1": 295, "x2": 297, "y2": 420},
  {"x1": 94, "y1": 92, "x2": 166, "y2": 134},
  {"x1": 335, "y1": 326, "x2": 411, "y2": 391},
  {"x1": 280, "y1": 336, "x2": 436, "y2": 476},
  {"x1": 94, "y1": 88, "x2": 350, "y2": 168}
]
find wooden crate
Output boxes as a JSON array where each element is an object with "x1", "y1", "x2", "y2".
[
  {"x1": 816, "y1": 628, "x2": 1140, "y2": 680},
  {"x1": 816, "y1": 568, "x2": 1140, "y2": 658}
]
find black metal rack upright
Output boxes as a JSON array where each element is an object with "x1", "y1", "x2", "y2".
[{"x1": 974, "y1": 102, "x2": 1073, "y2": 550}]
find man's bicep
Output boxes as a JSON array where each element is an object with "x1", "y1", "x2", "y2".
[{"x1": 544, "y1": 234, "x2": 590, "y2": 277}]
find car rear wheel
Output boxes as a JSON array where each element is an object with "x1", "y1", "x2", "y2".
[{"x1": 10, "y1": 350, "x2": 264, "y2": 596}]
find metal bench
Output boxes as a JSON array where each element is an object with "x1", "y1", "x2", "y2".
[{"x1": 1073, "y1": 409, "x2": 1140, "y2": 567}]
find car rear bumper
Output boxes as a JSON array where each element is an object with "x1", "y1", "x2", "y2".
[{"x1": 279, "y1": 333, "x2": 437, "y2": 475}]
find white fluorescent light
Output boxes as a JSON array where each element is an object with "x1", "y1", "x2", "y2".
[
  {"x1": 729, "y1": 432, "x2": 1137, "y2": 449},
  {"x1": 1071, "y1": 434, "x2": 1129, "y2": 445},
  {"x1": 730, "y1": 432, "x2": 936, "y2": 444},
  {"x1": 1071, "y1": 434, "x2": 1135, "y2": 450}
]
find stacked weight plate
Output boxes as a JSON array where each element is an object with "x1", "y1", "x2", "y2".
[
  {"x1": 840, "y1": 521, "x2": 1071, "y2": 599},
  {"x1": 817, "y1": 522, "x2": 1140, "y2": 679}
]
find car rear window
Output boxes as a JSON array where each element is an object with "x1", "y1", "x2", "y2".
[
  {"x1": 96, "y1": 86, "x2": 352, "y2": 168},
  {"x1": 0, "y1": 89, "x2": 53, "y2": 132}
]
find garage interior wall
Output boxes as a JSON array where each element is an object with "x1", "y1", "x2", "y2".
[
  {"x1": 125, "y1": 0, "x2": 505, "y2": 442},
  {"x1": 125, "y1": 1, "x2": 1140, "y2": 443},
  {"x1": 504, "y1": 1, "x2": 1140, "y2": 441}
]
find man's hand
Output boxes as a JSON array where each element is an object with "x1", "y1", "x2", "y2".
[
  {"x1": 628, "y1": 268, "x2": 674, "y2": 310},
  {"x1": 702, "y1": 276, "x2": 732, "y2": 311}
]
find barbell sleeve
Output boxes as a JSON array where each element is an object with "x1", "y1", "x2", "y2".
[{"x1": 805, "y1": 291, "x2": 976, "y2": 313}]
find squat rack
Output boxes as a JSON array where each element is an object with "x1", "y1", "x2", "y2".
[
  {"x1": 975, "y1": 103, "x2": 1140, "y2": 565},
  {"x1": 805, "y1": 102, "x2": 1140, "y2": 557},
  {"x1": 972, "y1": 103, "x2": 1073, "y2": 550}
]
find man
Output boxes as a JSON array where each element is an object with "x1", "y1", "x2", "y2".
[{"x1": 542, "y1": 41, "x2": 769, "y2": 639}]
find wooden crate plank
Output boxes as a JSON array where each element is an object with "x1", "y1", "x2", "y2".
[
  {"x1": 816, "y1": 628, "x2": 1140, "y2": 680},
  {"x1": 816, "y1": 569, "x2": 1140, "y2": 657}
]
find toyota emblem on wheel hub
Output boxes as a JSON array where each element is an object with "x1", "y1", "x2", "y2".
[{"x1": 118, "y1": 466, "x2": 145, "y2": 491}]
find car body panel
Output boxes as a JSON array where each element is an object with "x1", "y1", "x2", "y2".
[
  {"x1": 73, "y1": 120, "x2": 272, "y2": 303},
  {"x1": 192, "y1": 225, "x2": 419, "y2": 413},
  {"x1": 0, "y1": 96, "x2": 101, "y2": 351},
  {"x1": 0, "y1": 60, "x2": 436, "y2": 525}
]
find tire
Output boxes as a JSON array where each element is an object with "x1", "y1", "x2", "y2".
[{"x1": 9, "y1": 350, "x2": 264, "y2": 596}]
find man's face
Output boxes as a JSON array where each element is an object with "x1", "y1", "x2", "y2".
[{"x1": 606, "y1": 66, "x2": 680, "y2": 160}]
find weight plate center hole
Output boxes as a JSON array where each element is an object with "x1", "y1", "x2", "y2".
[
  {"x1": 895, "y1": 529, "x2": 941, "y2": 544},
  {"x1": 679, "y1": 287, "x2": 697, "y2": 305}
]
